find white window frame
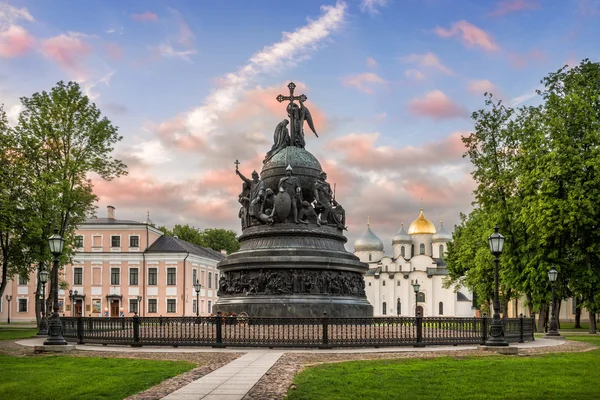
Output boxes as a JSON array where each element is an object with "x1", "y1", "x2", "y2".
[
  {"x1": 166, "y1": 267, "x2": 177, "y2": 286},
  {"x1": 17, "y1": 298, "x2": 28, "y2": 312},
  {"x1": 147, "y1": 298, "x2": 158, "y2": 313},
  {"x1": 91, "y1": 234, "x2": 103, "y2": 251},
  {"x1": 128, "y1": 234, "x2": 140, "y2": 251},
  {"x1": 192, "y1": 268, "x2": 198, "y2": 286},
  {"x1": 129, "y1": 267, "x2": 139, "y2": 286},
  {"x1": 166, "y1": 298, "x2": 177, "y2": 313},
  {"x1": 73, "y1": 266, "x2": 84, "y2": 286},
  {"x1": 207, "y1": 300, "x2": 212, "y2": 314},
  {"x1": 74, "y1": 234, "x2": 84, "y2": 250},
  {"x1": 129, "y1": 298, "x2": 139, "y2": 314},
  {"x1": 192, "y1": 299, "x2": 197, "y2": 314},
  {"x1": 18, "y1": 274, "x2": 29, "y2": 286},
  {"x1": 110, "y1": 267, "x2": 121, "y2": 286},
  {"x1": 148, "y1": 267, "x2": 158, "y2": 286},
  {"x1": 110, "y1": 234, "x2": 122, "y2": 251},
  {"x1": 208, "y1": 272, "x2": 212, "y2": 289}
]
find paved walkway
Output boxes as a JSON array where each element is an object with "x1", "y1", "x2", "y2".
[
  {"x1": 162, "y1": 350, "x2": 283, "y2": 400},
  {"x1": 15, "y1": 338, "x2": 568, "y2": 400}
]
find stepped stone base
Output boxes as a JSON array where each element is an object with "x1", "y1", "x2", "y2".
[
  {"x1": 34, "y1": 344, "x2": 77, "y2": 353},
  {"x1": 478, "y1": 345, "x2": 519, "y2": 355}
]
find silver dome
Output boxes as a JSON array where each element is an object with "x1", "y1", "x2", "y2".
[
  {"x1": 354, "y1": 225, "x2": 384, "y2": 252},
  {"x1": 432, "y1": 221, "x2": 452, "y2": 241},
  {"x1": 392, "y1": 223, "x2": 411, "y2": 244}
]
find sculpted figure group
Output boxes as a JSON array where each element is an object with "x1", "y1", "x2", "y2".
[
  {"x1": 217, "y1": 269, "x2": 366, "y2": 297},
  {"x1": 236, "y1": 163, "x2": 346, "y2": 230}
]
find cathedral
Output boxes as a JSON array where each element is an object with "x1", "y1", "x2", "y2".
[{"x1": 354, "y1": 209, "x2": 476, "y2": 317}]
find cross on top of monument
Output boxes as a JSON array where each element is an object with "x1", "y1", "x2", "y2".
[{"x1": 276, "y1": 82, "x2": 307, "y2": 105}]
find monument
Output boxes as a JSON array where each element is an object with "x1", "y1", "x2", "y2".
[{"x1": 214, "y1": 82, "x2": 373, "y2": 317}]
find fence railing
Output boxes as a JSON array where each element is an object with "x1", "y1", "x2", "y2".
[{"x1": 60, "y1": 314, "x2": 534, "y2": 348}]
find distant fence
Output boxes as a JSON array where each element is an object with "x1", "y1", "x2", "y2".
[{"x1": 60, "y1": 314, "x2": 534, "y2": 348}]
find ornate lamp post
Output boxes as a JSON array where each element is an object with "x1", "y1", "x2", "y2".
[
  {"x1": 546, "y1": 268, "x2": 560, "y2": 337},
  {"x1": 194, "y1": 280, "x2": 202, "y2": 317},
  {"x1": 412, "y1": 280, "x2": 421, "y2": 317},
  {"x1": 44, "y1": 229, "x2": 67, "y2": 345},
  {"x1": 38, "y1": 269, "x2": 49, "y2": 335},
  {"x1": 485, "y1": 225, "x2": 508, "y2": 346},
  {"x1": 136, "y1": 295, "x2": 142, "y2": 316},
  {"x1": 5, "y1": 295, "x2": 12, "y2": 324}
]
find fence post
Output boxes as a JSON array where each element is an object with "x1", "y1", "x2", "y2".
[
  {"x1": 77, "y1": 316, "x2": 84, "y2": 344},
  {"x1": 519, "y1": 313, "x2": 524, "y2": 343},
  {"x1": 414, "y1": 316, "x2": 424, "y2": 347},
  {"x1": 481, "y1": 313, "x2": 488, "y2": 344},
  {"x1": 213, "y1": 314, "x2": 224, "y2": 348},
  {"x1": 320, "y1": 311, "x2": 330, "y2": 349},
  {"x1": 132, "y1": 313, "x2": 141, "y2": 347}
]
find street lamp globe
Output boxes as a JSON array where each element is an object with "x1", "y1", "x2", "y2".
[
  {"x1": 412, "y1": 280, "x2": 420, "y2": 293},
  {"x1": 48, "y1": 229, "x2": 65, "y2": 256},
  {"x1": 194, "y1": 280, "x2": 202, "y2": 293},
  {"x1": 39, "y1": 270, "x2": 49, "y2": 283},
  {"x1": 548, "y1": 268, "x2": 558, "y2": 282},
  {"x1": 488, "y1": 225, "x2": 505, "y2": 256}
]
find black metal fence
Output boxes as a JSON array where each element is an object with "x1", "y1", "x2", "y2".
[{"x1": 61, "y1": 314, "x2": 534, "y2": 348}]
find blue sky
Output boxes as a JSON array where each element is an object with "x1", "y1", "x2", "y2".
[{"x1": 1, "y1": 0, "x2": 599, "y2": 249}]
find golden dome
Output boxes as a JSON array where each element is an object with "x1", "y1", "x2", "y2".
[{"x1": 408, "y1": 208, "x2": 436, "y2": 235}]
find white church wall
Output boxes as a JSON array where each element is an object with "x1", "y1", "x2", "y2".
[
  {"x1": 432, "y1": 242, "x2": 447, "y2": 259},
  {"x1": 393, "y1": 243, "x2": 412, "y2": 260},
  {"x1": 411, "y1": 234, "x2": 432, "y2": 257}
]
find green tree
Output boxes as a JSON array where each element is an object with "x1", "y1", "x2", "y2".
[
  {"x1": 1, "y1": 82, "x2": 127, "y2": 320},
  {"x1": 158, "y1": 224, "x2": 240, "y2": 254}
]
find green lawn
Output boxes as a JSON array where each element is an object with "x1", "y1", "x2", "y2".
[
  {"x1": 287, "y1": 344, "x2": 600, "y2": 400},
  {"x1": 0, "y1": 355, "x2": 195, "y2": 400},
  {"x1": 0, "y1": 329, "x2": 38, "y2": 340}
]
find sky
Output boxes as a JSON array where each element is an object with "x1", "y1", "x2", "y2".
[{"x1": 1, "y1": 0, "x2": 599, "y2": 251}]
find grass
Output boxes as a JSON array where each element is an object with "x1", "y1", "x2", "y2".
[
  {"x1": 0, "y1": 329, "x2": 38, "y2": 340},
  {"x1": 287, "y1": 343, "x2": 600, "y2": 400},
  {"x1": 0, "y1": 355, "x2": 195, "y2": 400}
]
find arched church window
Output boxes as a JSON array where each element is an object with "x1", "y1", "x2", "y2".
[
  {"x1": 439, "y1": 302, "x2": 444, "y2": 315},
  {"x1": 439, "y1": 245, "x2": 444, "y2": 258},
  {"x1": 369, "y1": 253, "x2": 372, "y2": 261},
  {"x1": 401, "y1": 246, "x2": 405, "y2": 257},
  {"x1": 396, "y1": 299, "x2": 401, "y2": 315},
  {"x1": 382, "y1": 280, "x2": 386, "y2": 286},
  {"x1": 417, "y1": 292, "x2": 425, "y2": 303},
  {"x1": 419, "y1": 243, "x2": 425, "y2": 255},
  {"x1": 382, "y1": 302, "x2": 387, "y2": 315},
  {"x1": 397, "y1": 280, "x2": 401, "y2": 286}
]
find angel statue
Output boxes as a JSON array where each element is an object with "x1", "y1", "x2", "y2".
[
  {"x1": 287, "y1": 102, "x2": 318, "y2": 149},
  {"x1": 263, "y1": 119, "x2": 290, "y2": 163}
]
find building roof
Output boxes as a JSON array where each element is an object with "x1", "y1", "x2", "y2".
[
  {"x1": 146, "y1": 235, "x2": 226, "y2": 261},
  {"x1": 392, "y1": 223, "x2": 411, "y2": 244},
  {"x1": 457, "y1": 292, "x2": 472, "y2": 302},
  {"x1": 82, "y1": 217, "x2": 147, "y2": 225},
  {"x1": 408, "y1": 208, "x2": 436, "y2": 235},
  {"x1": 432, "y1": 221, "x2": 452, "y2": 241},
  {"x1": 354, "y1": 225, "x2": 384, "y2": 252}
]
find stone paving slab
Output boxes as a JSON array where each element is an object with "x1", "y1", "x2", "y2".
[{"x1": 161, "y1": 350, "x2": 284, "y2": 400}]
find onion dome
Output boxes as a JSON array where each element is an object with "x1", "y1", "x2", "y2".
[
  {"x1": 354, "y1": 222, "x2": 384, "y2": 252},
  {"x1": 432, "y1": 221, "x2": 452, "y2": 241},
  {"x1": 392, "y1": 223, "x2": 411, "y2": 244},
  {"x1": 408, "y1": 208, "x2": 436, "y2": 235},
  {"x1": 143, "y1": 210, "x2": 153, "y2": 225}
]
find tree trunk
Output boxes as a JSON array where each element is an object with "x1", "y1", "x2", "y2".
[
  {"x1": 526, "y1": 293, "x2": 534, "y2": 317},
  {"x1": 537, "y1": 303, "x2": 547, "y2": 332},
  {"x1": 589, "y1": 311, "x2": 597, "y2": 334},
  {"x1": 575, "y1": 300, "x2": 582, "y2": 328}
]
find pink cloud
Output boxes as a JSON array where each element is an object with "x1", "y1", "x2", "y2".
[
  {"x1": 131, "y1": 12, "x2": 158, "y2": 22},
  {"x1": 0, "y1": 25, "x2": 35, "y2": 57},
  {"x1": 325, "y1": 131, "x2": 467, "y2": 171},
  {"x1": 404, "y1": 69, "x2": 425, "y2": 81},
  {"x1": 104, "y1": 42, "x2": 123, "y2": 60},
  {"x1": 340, "y1": 72, "x2": 387, "y2": 94},
  {"x1": 509, "y1": 48, "x2": 545, "y2": 69},
  {"x1": 41, "y1": 33, "x2": 91, "y2": 77},
  {"x1": 366, "y1": 57, "x2": 377, "y2": 68},
  {"x1": 407, "y1": 90, "x2": 469, "y2": 119},
  {"x1": 171, "y1": 9, "x2": 195, "y2": 48},
  {"x1": 467, "y1": 79, "x2": 498, "y2": 95},
  {"x1": 401, "y1": 52, "x2": 453, "y2": 75},
  {"x1": 435, "y1": 20, "x2": 499, "y2": 51},
  {"x1": 489, "y1": 0, "x2": 539, "y2": 16}
]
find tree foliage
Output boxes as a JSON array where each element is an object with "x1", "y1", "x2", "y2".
[
  {"x1": 0, "y1": 81, "x2": 127, "y2": 302},
  {"x1": 447, "y1": 59, "x2": 600, "y2": 332},
  {"x1": 158, "y1": 224, "x2": 240, "y2": 254}
]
